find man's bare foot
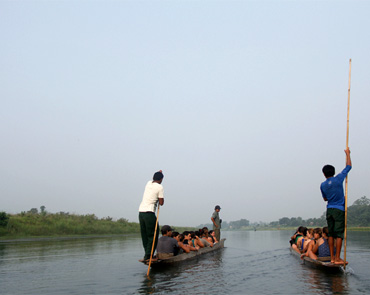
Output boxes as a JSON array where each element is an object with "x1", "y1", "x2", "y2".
[
  {"x1": 300, "y1": 254, "x2": 306, "y2": 260},
  {"x1": 334, "y1": 258, "x2": 348, "y2": 265}
]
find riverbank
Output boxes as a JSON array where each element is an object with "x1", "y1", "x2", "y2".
[{"x1": 0, "y1": 212, "x2": 196, "y2": 241}]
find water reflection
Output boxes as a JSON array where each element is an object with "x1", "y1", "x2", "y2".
[
  {"x1": 137, "y1": 250, "x2": 225, "y2": 294},
  {"x1": 301, "y1": 269, "x2": 349, "y2": 294}
]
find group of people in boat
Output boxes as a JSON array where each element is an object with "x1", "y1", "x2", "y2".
[
  {"x1": 291, "y1": 148, "x2": 352, "y2": 266},
  {"x1": 156, "y1": 225, "x2": 219, "y2": 260},
  {"x1": 290, "y1": 226, "x2": 332, "y2": 261}
]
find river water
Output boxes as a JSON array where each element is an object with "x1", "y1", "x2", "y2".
[{"x1": 1, "y1": 231, "x2": 370, "y2": 294}]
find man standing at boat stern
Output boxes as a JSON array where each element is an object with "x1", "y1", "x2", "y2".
[
  {"x1": 138, "y1": 170, "x2": 164, "y2": 261},
  {"x1": 211, "y1": 205, "x2": 221, "y2": 242},
  {"x1": 321, "y1": 148, "x2": 351, "y2": 265}
]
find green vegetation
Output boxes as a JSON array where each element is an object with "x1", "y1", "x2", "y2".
[
  {"x1": 0, "y1": 207, "x2": 196, "y2": 240},
  {"x1": 198, "y1": 196, "x2": 370, "y2": 231},
  {"x1": 0, "y1": 208, "x2": 140, "y2": 239}
]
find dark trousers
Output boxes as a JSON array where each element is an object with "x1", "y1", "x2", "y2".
[{"x1": 139, "y1": 212, "x2": 159, "y2": 260}]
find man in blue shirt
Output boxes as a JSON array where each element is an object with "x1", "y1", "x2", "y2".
[{"x1": 320, "y1": 148, "x2": 351, "y2": 265}]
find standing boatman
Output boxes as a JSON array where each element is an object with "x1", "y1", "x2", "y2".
[
  {"x1": 138, "y1": 170, "x2": 164, "y2": 262},
  {"x1": 321, "y1": 148, "x2": 351, "y2": 265},
  {"x1": 211, "y1": 205, "x2": 221, "y2": 242}
]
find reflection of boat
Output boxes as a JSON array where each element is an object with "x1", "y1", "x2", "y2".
[
  {"x1": 143, "y1": 238, "x2": 226, "y2": 268},
  {"x1": 290, "y1": 247, "x2": 343, "y2": 273}
]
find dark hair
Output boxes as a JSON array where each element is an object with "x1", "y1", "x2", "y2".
[
  {"x1": 313, "y1": 227, "x2": 322, "y2": 237},
  {"x1": 297, "y1": 226, "x2": 306, "y2": 234},
  {"x1": 322, "y1": 227, "x2": 329, "y2": 236},
  {"x1": 153, "y1": 171, "x2": 164, "y2": 181},
  {"x1": 183, "y1": 231, "x2": 190, "y2": 236},
  {"x1": 322, "y1": 165, "x2": 335, "y2": 178},
  {"x1": 171, "y1": 231, "x2": 179, "y2": 238},
  {"x1": 178, "y1": 234, "x2": 185, "y2": 242}
]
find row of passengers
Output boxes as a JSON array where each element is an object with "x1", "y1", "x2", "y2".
[
  {"x1": 290, "y1": 226, "x2": 331, "y2": 260},
  {"x1": 156, "y1": 225, "x2": 219, "y2": 259}
]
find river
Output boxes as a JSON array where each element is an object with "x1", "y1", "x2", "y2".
[{"x1": 1, "y1": 230, "x2": 370, "y2": 294}]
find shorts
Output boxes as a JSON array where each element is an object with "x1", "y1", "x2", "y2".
[{"x1": 326, "y1": 208, "x2": 345, "y2": 239}]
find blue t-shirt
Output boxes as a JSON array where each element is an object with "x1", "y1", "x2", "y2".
[{"x1": 320, "y1": 165, "x2": 352, "y2": 211}]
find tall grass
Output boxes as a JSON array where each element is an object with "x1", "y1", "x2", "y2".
[{"x1": 1, "y1": 213, "x2": 140, "y2": 238}]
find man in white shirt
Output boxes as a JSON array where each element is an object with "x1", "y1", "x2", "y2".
[{"x1": 138, "y1": 170, "x2": 164, "y2": 261}]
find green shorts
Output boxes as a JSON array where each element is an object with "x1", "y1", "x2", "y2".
[{"x1": 326, "y1": 208, "x2": 345, "y2": 239}]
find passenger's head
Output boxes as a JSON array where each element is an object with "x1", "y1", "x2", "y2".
[
  {"x1": 195, "y1": 231, "x2": 201, "y2": 238},
  {"x1": 171, "y1": 231, "x2": 179, "y2": 238},
  {"x1": 297, "y1": 226, "x2": 306, "y2": 234},
  {"x1": 202, "y1": 227, "x2": 209, "y2": 233},
  {"x1": 322, "y1": 165, "x2": 335, "y2": 178},
  {"x1": 307, "y1": 228, "x2": 314, "y2": 238},
  {"x1": 322, "y1": 227, "x2": 329, "y2": 238},
  {"x1": 178, "y1": 234, "x2": 185, "y2": 242},
  {"x1": 301, "y1": 227, "x2": 308, "y2": 236},
  {"x1": 161, "y1": 225, "x2": 173, "y2": 236},
  {"x1": 313, "y1": 227, "x2": 322, "y2": 239}
]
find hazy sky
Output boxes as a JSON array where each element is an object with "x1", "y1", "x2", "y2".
[{"x1": 1, "y1": 0, "x2": 369, "y2": 227}]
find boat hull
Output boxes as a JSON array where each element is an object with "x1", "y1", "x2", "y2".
[
  {"x1": 290, "y1": 247, "x2": 343, "y2": 273},
  {"x1": 144, "y1": 238, "x2": 226, "y2": 268}
]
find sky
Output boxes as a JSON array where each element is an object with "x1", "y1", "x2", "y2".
[{"x1": 1, "y1": 0, "x2": 369, "y2": 227}]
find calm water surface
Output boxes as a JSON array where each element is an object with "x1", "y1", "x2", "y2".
[{"x1": 1, "y1": 231, "x2": 370, "y2": 294}]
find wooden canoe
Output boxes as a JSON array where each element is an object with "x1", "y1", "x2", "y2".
[
  {"x1": 290, "y1": 247, "x2": 343, "y2": 273},
  {"x1": 143, "y1": 238, "x2": 226, "y2": 268}
]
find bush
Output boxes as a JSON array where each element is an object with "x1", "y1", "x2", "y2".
[{"x1": 0, "y1": 212, "x2": 9, "y2": 227}]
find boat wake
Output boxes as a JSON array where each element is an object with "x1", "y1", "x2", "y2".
[{"x1": 341, "y1": 266, "x2": 355, "y2": 275}]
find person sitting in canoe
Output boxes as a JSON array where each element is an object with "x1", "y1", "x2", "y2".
[
  {"x1": 156, "y1": 225, "x2": 180, "y2": 259},
  {"x1": 183, "y1": 231, "x2": 204, "y2": 249},
  {"x1": 300, "y1": 228, "x2": 315, "y2": 258},
  {"x1": 304, "y1": 227, "x2": 332, "y2": 261},
  {"x1": 295, "y1": 227, "x2": 312, "y2": 254},
  {"x1": 171, "y1": 232, "x2": 192, "y2": 253},
  {"x1": 178, "y1": 233, "x2": 198, "y2": 252},
  {"x1": 209, "y1": 230, "x2": 218, "y2": 244},
  {"x1": 290, "y1": 226, "x2": 307, "y2": 253},
  {"x1": 201, "y1": 227, "x2": 214, "y2": 247},
  {"x1": 301, "y1": 228, "x2": 314, "y2": 253}
]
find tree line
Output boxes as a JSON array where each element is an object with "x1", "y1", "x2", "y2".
[{"x1": 197, "y1": 196, "x2": 370, "y2": 230}]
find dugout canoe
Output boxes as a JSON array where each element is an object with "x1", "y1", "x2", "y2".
[
  {"x1": 142, "y1": 238, "x2": 226, "y2": 268},
  {"x1": 290, "y1": 247, "x2": 343, "y2": 273}
]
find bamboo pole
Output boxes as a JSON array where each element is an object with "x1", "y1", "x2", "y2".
[
  {"x1": 343, "y1": 58, "x2": 352, "y2": 269},
  {"x1": 147, "y1": 206, "x2": 160, "y2": 276}
]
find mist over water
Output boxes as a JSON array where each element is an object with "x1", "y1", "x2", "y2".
[{"x1": 1, "y1": 231, "x2": 370, "y2": 294}]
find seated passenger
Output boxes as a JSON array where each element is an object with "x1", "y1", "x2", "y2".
[
  {"x1": 305, "y1": 227, "x2": 331, "y2": 260},
  {"x1": 292, "y1": 226, "x2": 307, "y2": 254},
  {"x1": 181, "y1": 232, "x2": 198, "y2": 251},
  {"x1": 201, "y1": 227, "x2": 214, "y2": 247},
  {"x1": 172, "y1": 232, "x2": 190, "y2": 253},
  {"x1": 290, "y1": 226, "x2": 304, "y2": 247},
  {"x1": 156, "y1": 225, "x2": 179, "y2": 259},
  {"x1": 189, "y1": 231, "x2": 204, "y2": 249},
  {"x1": 301, "y1": 228, "x2": 314, "y2": 254},
  {"x1": 209, "y1": 230, "x2": 218, "y2": 243}
]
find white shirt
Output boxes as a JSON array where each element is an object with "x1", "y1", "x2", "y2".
[{"x1": 138, "y1": 181, "x2": 164, "y2": 212}]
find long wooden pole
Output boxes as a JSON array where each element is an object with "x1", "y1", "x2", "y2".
[
  {"x1": 147, "y1": 206, "x2": 160, "y2": 276},
  {"x1": 343, "y1": 58, "x2": 352, "y2": 269}
]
